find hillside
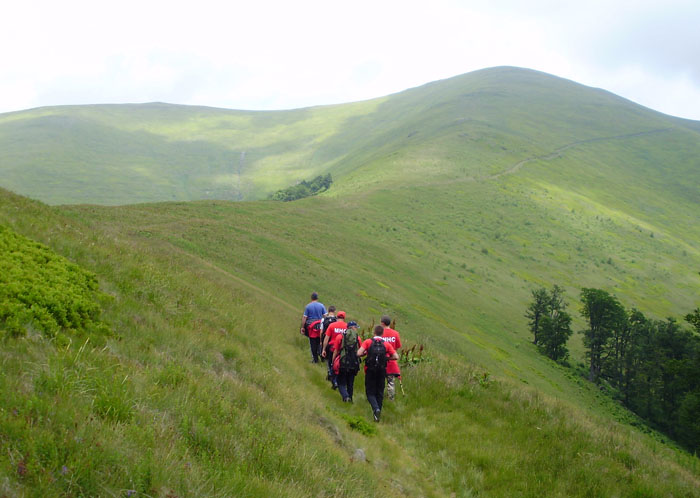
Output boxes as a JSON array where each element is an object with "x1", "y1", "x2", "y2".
[
  {"x1": 1, "y1": 67, "x2": 699, "y2": 495},
  {"x1": 1, "y1": 188, "x2": 699, "y2": 496},
  {"x1": 1, "y1": 67, "x2": 699, "y2": 206}
]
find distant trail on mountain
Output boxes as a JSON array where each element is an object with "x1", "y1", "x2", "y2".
[
  {"x1": 165, "y1": 239, "x2": 298, "y2": 313},
  {"x1": 492, "y1": 127, "x2": 674, "y2": 180}
]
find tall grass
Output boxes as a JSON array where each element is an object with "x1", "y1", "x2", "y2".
[{"x1": 1, "y1": 185, "x2": 698, "y2": 495}]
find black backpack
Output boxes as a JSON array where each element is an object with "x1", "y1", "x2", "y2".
[
  {"x1": 365, "y1": 338, "x2": 387, "y2": 373},
  {"x1": 322, "y1": 315, "x2": 337, "y2": 334},
  {"x1": 339, "y1": 329, "x2": 360, "y2": 374}
]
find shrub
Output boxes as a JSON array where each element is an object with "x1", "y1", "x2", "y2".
[{"x1": 0, "y1": 225, "x2": 111, "y2": 341}]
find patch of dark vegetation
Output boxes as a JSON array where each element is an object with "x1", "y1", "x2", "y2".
[
  {"x1": 269, "y1": 173, "x2": 332, "y2": 202},
  {"x1": 527, "y1": 285, "x2": 700, "y2": 453},
  {"x1": 0, "y1": 224, "x2": 111, "y2": 344}
]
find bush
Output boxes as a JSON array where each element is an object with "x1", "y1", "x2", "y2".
[
  {"x1": 270, "y1": 173, "x2": 333, "y2": 201},
  {"x1": 0, "y1": 224, "x2": 111, "y2": 341}
]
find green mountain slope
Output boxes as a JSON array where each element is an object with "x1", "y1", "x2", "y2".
[
  {"x1": 2, "y1": 67, "x2": 698, "y2": 207},
  {"x1": 1, "y1": 67, "x2": 699, "y2": 495},
  {"x1": 1, "y1": 189, "x2": 698, "y2": 496}
]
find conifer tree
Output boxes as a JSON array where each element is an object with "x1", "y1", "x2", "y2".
[
  {"x1": 580, "y1": 288, "x2": 626, "y2": 383},
  {"x1": 525, "y1": 287, "x2": 550, "y2": 345},
  {"x1": 526, "y1": 285, "x2": 572, "y2": 361}
]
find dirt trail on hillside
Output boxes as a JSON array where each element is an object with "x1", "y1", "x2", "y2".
[
  {"x1": 490, "y1": 127, "x2": 674, "y2": 180},
  {"x1": 422, "y1": 127, "x2": 674, "y2": 189},
  {"x1": 163, "y1": 241, "x2": 298, "y2": 313}
]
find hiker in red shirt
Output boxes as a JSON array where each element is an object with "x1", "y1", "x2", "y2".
[
  {"x1": 331, "y1": 321, "x2": 362, "y2": 402},
  {"x1": 357, "y1": 326, "x2": 398, "y2": 422},
  {"x1": 320, "y1": 306, "x2": 338, "y2": 381},
  {"x1": 380, "y1": 315, "x2": 402, "y2": 400},
  {"x1": 322, "y1": 310, "x2": 347, "y2": 389}
]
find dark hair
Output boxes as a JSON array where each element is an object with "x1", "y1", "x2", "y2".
[
  {"x1": 374, "y1": 325, "x2": 384, "y2": 335},
  {"x1": 328, "y1": 305, "x2": 336, "y2": 312},
  {"x1": 381, "y1": 315, "x2": 391, "y2": 326},
  {"x1": 311, "y1": 292, "x2": 318, "y2": 300}
]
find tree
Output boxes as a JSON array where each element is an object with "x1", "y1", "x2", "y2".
[
  {"x1": 526, "y1": 285, "x2": 572, "y2": 361},
  {"x1": 685, "y1": 307, "x2": 700, "y2": 334},
  {"x1": 621, "y1": 309, "x2": 656, "y2": 409},
  {"x1": 525, "y1": 287, "x2": 549, "y2": 345},
  {"x1": 538, "y1": 310, "x2": 573, "y2": 362},
  {"x1": 269, "y1": 173, "x2": 333, "y2": 202},
  {"x1": 580, "y1": 288, "x2": 626, "y2": 383}
]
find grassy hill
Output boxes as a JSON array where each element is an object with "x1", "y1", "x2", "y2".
[
  {"x1": 1, "y1": 67, "x2": 699, "y2": 495},
  {"x1": 2, "y1": 67, "x2": 699, "y2": 206},
  {"x1": 2, "y1": 188, "x2": 699, "y2": 497}
]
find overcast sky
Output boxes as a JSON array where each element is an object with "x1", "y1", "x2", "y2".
[{"x1": 2, "y1": 0, "x2": 700, "y2": 120}]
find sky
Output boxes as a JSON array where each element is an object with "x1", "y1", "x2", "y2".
[{"x1": 2, "y1": 0, "x2": 700, "y2": 120}]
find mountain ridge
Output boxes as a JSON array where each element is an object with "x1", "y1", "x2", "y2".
[{"x1": 1, "y1": 66, "x2": 698, "y2": 205}]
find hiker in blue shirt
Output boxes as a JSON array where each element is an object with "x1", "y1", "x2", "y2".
[
  {"x1": 299, "y1": 292, "x2": 326, "y2": 363},
  {"x1": 301, "y1": 292, "x2": 326, "y2": 332}
]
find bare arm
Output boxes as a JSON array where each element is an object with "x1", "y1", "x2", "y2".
[{"x1": 321, "y1": 334, "x2": 330, "y2": 357}]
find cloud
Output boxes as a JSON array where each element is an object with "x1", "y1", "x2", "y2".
[{"x1": 1, "y1": 0, "x2": 700, "y2": 119}]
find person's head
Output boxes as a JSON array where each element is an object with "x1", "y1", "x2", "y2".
[
  {"x1": 374, "y1": 325, "x2": 384, "y2": 336},
  {"x1": 337, "y1": 310, "x2": 346, "y2": 320},
  {"x1": 347, "y1": 321, "x2": 358, "y2": 329},
  {"x1": 381, "y1": 315, "x2": 391, "y2": 327},
  {"x1": 311, "y1": 292, "x2": 318, "y2": 301},
  {"x1": 328, "y1": 305, "x2": 336, "y2": 315}
]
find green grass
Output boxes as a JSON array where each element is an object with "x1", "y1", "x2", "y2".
[
  {"x1": 1, "y1": 67, "x2": 699, "y2": 495},
  {"x1": 2, "y1": 67, "x2": 698, "y2": 206},
  {"x1": 1, "y1": 177, "x2": 698, "y2": 495}
]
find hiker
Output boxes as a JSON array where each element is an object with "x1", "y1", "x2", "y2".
[
  {"x1": 380, "y1": 315, "x2": 402, "y2": 400},
  {"x1": 321, "y1": 310, "x2": 347, "y2": 389},
  {"x1": 300, "y1": 292, "x2": 326, "y2": 363},
  {"x1": 320, "y1": 306, "x2": 338, "y2": 377},
  {"x1": 307, "y1": 319, "x2": 323, "y2": 363},
  {"x1": 357, "y1": 325, "x2": 398, "y2": 422},
  {"x1": 331, "y1": 321, "x2": 361, "y2": 402}
]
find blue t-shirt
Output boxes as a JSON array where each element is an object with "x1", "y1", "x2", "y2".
[{"x1": 304, "y1": 301, "x2": 326, "y2": 321}]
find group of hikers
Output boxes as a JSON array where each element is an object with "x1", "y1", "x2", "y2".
[{"x1": 300, "y1": 292, "x2": 402, "y2": 422}]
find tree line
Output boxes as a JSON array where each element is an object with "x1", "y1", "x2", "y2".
[
  {"x1": 527, "y1": 286, "x2": 700, "y2": 452},
  {"x1": 269, "y1": 173, "x2": 333, "y2": 202}
]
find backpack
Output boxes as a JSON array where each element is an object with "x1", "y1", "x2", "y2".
[
  {"x1": 365, "y1": 337, "x2": 387, "y2": 374},
  {"x1": 322, "y1": 315, "x2": 337, "y2": 334},
  {"x1": 308, "y1": 320, "x2": 321, "y2": 337},
  {"x1": 339, "y1": 329, "x2": 360, "y2": 374}
]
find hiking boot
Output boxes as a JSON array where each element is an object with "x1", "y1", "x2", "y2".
[
  {"x1": 331, "y1": 383, "x2": 338, "y2": 390},
  {"x1": 373, "y1": 409, "x2": 381, "y2": 422}
]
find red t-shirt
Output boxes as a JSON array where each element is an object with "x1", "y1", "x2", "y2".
[
  {"x1": 332, "y1": 332, "x2": 361, "y2": 374},
  {"x1": 381, "y1": 327, "x2": 402, "y2": 375},
  {"x1": 331, "y1": 331, "x2": 361, "y2": 352},
  {"x1": 360, "y1": 337, "x2": 396, "y2": 373},
  {"x1": 325, "y1": 320, "x2": 348, "y2": 344},
  {"x1": 307, "y1": 319, "x2": 322, "y2": 338}
]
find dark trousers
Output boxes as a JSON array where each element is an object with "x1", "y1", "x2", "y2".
[
  {"x1": 308, "y1": 336, "x2": 320, "y2": 362},
  {"x1": 337, "y1": 371, "x2": 356, "y2": 400},
  {"x1": 326, "y1": 345, "x2": 337, "y2": 386},
  {"x1": 364, "y1": 369, "x2": 386, "y2": 413}
]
